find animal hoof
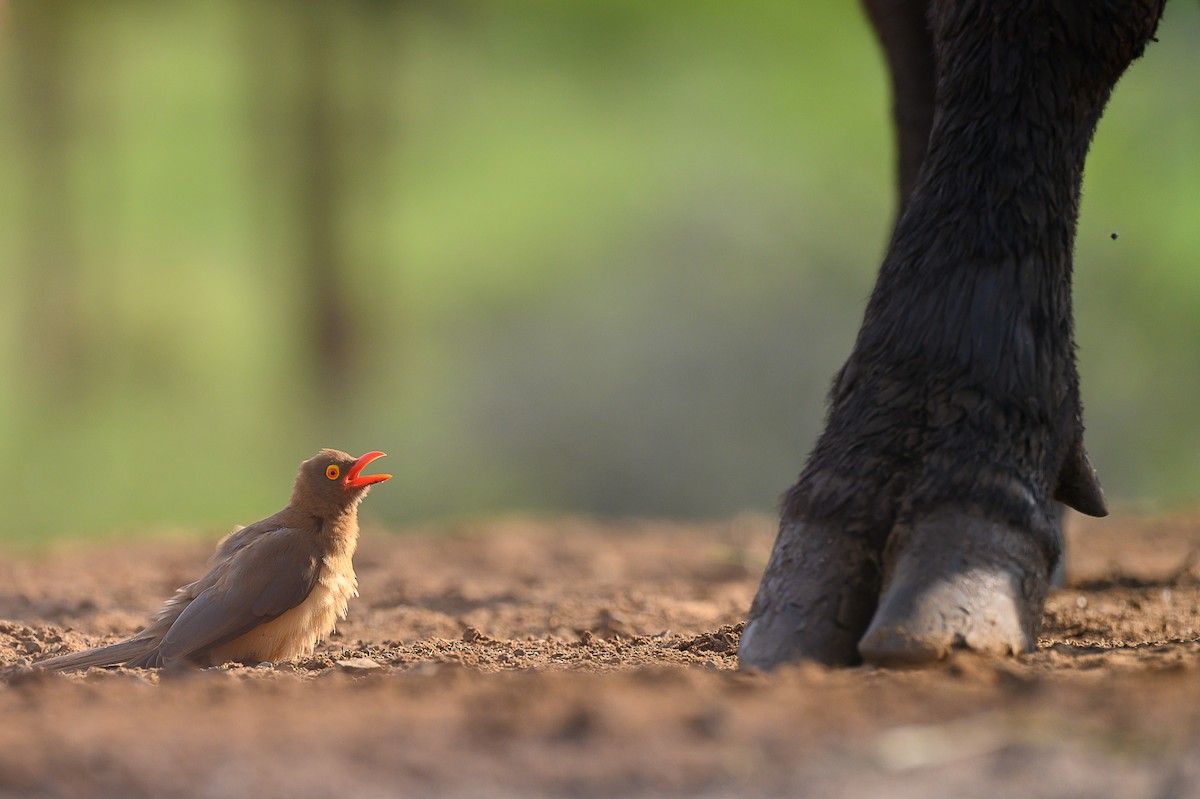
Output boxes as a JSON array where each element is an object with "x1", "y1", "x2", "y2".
[
  {"x1": 857, "y1": 512, "x2": 1052, "y2": 666},
  {"x1": 738, "y1": 521, "x2": 880, "y2": 669}
]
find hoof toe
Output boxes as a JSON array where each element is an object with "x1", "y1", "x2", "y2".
[
  {"x1": 738, "y1": 521, "x2": 880, "y2": 670},
  {"x1": 858, "y1": 512, "x2": 1051, "y2": 667}
]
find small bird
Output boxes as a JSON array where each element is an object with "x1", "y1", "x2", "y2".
[{"x1": 32, "y1": 449, "x2": 391, "y2": 672}]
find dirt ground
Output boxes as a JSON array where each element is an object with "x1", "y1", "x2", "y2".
[{"x1": 5, "y1": 511, "x2": 1200, "y2": 798}]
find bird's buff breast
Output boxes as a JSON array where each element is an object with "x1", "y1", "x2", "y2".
[{"x1": 205, "y1": 552, "x2": 358, "y2": 665}]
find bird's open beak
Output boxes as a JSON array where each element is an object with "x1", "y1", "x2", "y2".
[{"x1": 346, "y1": 451, "x2": 392, "y2": 488}]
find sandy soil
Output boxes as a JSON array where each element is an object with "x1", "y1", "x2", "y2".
[{"x1": 4, "y1": 511, "x2": 1200, "y2": 798}]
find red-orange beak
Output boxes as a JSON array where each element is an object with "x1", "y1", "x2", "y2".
[{"x1": 346, "y1": 451, "x2": 392, "y2": 488}]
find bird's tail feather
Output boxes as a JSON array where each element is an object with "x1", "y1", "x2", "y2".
[{"x1": 32, "y1": 637, "x2": 159, "y2": 673}]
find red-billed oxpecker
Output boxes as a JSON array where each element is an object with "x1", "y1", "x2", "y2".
[{"x1": 33, "y1": 449, "x2": 391, "y2": 671}]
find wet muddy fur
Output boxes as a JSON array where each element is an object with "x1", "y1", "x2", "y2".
[{"x1": 740, "y1": 0, "x2": 1166, "y2": 669}]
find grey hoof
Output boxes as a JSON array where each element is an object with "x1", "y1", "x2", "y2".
[
  {"x1": 738, "y1": 521, "x2": 880, "y2": 669},
  {"x1": 858, "y1": 512, "x2": 1051, "y2": 666}
]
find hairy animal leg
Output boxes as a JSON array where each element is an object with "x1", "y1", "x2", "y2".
[{"x1": 741, "y1": 0, "x2": 1165, "y2": 670}]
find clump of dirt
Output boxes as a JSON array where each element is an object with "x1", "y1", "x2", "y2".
[{"x1": 3, "y1": 511, "x2": 1200, "y2": 798}]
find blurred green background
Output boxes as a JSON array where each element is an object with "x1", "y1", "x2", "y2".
[{"x1": 1, "y1": 0, "x2": 1198, "y2": 544}]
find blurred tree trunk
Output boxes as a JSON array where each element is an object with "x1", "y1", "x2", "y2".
[
  {"x1": 242, "y1": 0, "x2": 352, "y2": 408},
  {"x1": 243, "y1": 1, "x2": 405, "y2": 411},
  {"x1": 343, "y1": 0, "x2": 407, "y2": 380},
  {"x1": 10, "y1": 0, "x2": 84, "y2": 399},
  {"x1": 296, "y1": 0, "x2": 354, "y2": 396}
]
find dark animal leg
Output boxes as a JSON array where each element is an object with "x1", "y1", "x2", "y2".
[
  {"x1": 861, "y1": 0, "x2": 936, "y2": 217},
  {"x1": 863, "y1": 0, "x2": 1094, "y2": 594},
  {"x1": 740, "y1": 0, "x2": 1164, "y2": 669}
]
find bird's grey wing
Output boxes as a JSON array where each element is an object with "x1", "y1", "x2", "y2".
[
  {"x1": 157, "y1": 528, "x2": 322, "y2": 663},
  {"x1": 209, "y1": 513, "x2": 288, "y2": 564}
]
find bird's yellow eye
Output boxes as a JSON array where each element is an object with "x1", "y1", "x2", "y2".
[{"x1": 326, "y1": 465, "x2": 340, "y2": 481}]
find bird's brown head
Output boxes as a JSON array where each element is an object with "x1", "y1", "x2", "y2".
[{"x1": 290, "y1": 449, "x2": 392, "y2": 516}]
